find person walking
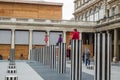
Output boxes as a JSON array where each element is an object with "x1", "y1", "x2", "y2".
[{"x1": 84, "y1": 47, "x2": 90, "y2": 66}]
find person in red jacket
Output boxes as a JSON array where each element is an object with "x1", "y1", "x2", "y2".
[{"x1": 72, "y1": 29, "x2": 80, "y2": 40}]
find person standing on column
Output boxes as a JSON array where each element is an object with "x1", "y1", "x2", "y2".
[
  {"x1": 72, "y1": 29, "x2": 80, "y2": 40},
  {"x1": 57, "y1": 34, "x2": 63, "y2": 45},
  {"x1": 44, "y1": 32, "x2": 48, "y2": 46}
]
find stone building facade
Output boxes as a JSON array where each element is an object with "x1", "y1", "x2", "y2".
[
  {"x1": 0, "y1": 0, "x2": 63, "y2": 60},
  {"x1": 74, "y1": 0, "x2": 120, "y2": 62}
]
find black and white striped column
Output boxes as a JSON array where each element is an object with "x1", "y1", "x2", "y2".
[
  {"x1": 71, "y1": 40, "x2": 82, "y2": 80},
  {"x1": 31, "y1": 49, "x2": 36, "y2": 61},
  {"x1": 10, "y1": 29, "x2": 15, "y2": 62},
  {"x1": 94, "y1": 32, "x2": 111, "y2": 80},
  {"x1": 50, "y1": 45, "x2": 56, "y2": 69},
  {"x1": 57, "y1": 43, "x2": 66, "y2": 74},
  {"x1": 44, "y1": 46, "x2": 50, "y2": 65},
  {"x1": 39, "y1": 48, "x2": 43, "y2": 63}
]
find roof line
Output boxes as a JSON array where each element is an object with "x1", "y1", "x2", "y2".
[{"x1": 0, "y1": 0, "x2": 63, "y2": 6}]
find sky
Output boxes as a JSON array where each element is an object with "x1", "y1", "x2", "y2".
[{"x1": 37, "y1": 0, "x2": 74, "y2": 20}]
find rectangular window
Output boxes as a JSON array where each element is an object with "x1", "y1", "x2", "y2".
[
  {"x1": 112, "y1": 7, "x2": 116, "y2": 15},
  {"x1": 15, "y1": 31, "x2": 29, "y2": 44},
  {"x1": 107, "y1": 9, "x2": 110, "y2": 17},
  {"x1": 0, "y1": 30, "x2": 11, "y2": 44}
]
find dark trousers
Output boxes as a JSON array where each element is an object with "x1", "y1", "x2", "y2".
[{"x1": 85, "y1": 58, "x2": 90, "y2": 66}]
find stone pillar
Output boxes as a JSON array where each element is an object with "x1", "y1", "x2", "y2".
[
  {"x1": 10, "y1": 29, "x2": 15, "y2": 61},
  {"x1": 47, "y1": 30, "x2": 50, "y2": 46},
  {"x1": 28, "y1": 30, "x2": 33, "y2": 60},
  {"x1": 63, "y1": 31, "x2": 66, "y2": 43},
  {"x1": 113, "y1": 29, "x2": 118, "y2": 62}
]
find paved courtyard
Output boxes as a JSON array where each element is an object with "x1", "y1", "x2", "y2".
[{"x1": 0, "y1": 60, "x2": 120, "y2": 80}]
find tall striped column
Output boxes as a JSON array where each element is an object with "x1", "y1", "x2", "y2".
[
  {"x1": 50, "y1": 45, "x2": 56, "y2": 69},
  {"x1": 71, "y1": 40, "x2": 82, "y2": 80},
  {"x1": 95, "y1": 32, "x2": 111, "y2": 80},
  {"x1": 57, "y1": 43, "x2": 66, "y2": 74}
]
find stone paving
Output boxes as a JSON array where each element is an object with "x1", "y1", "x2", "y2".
[
  {"x1": 0, "y1": 61, "x2": 44, "y2": 80},
  {"x1": 0, "y1": 60, "x2": 120, "y2": 80},
  {"x1": 28, "y1": 61, "x2": 94, "y2": 80}
]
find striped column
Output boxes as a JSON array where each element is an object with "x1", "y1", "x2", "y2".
[
  {"x1": 44, "y1": 46, "x2": 50, "y2": 65},
  {"x1": 36, "y1": 49, "x2": 39, "y2": 62},
  {"x1": 39, "y1": 48, "x2": 43, "y2": 63},
  {"x1": 57, "y1": 43, "x2": 66, "y2": 74},
  {"x1": 43, "y1": 47, "x2": 45, "y2": 64},
  {"x1": 46, "y1": 46, "x2": 50, "y2": 65},
  {"x1": 71, "y1": 40, "x2": 82, "y2": 80},
  {"x1": 50, "y1": 45, "x2": 56, "y2": 69},
  {"x1": 95, "y1": 32, "x2": 111, "y2": 80},
  {"x1": 28, "y1": 30, "x2": 33, "y2": 60},
  {"x1": 10, "y1": 29, "x2": 15, "y2": 62}
]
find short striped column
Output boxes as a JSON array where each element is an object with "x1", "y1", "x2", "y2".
[
  {"x1": 31, "y1": 49, "x2": 35, "y2": 61},
  {"x1": 57, "y1": 43, "x2": 66, "y2": 74},
  {"x1": 50, "y1": 45, "x2": 56, "y2": 69},
  {"x1": 44, "y1": 46, "x2": 50, "y2": 65},
  {"x1": 46, "y1": 46, "x2": 50, "y2": 65},
  {"x1": 36, "y1": 49, "x2": 39, "y2": 62},
  {"x1": 94, "y1": 33, "x2": 111, "y2": 80},
  {"x1": 39, "y1": 48, "x2": 43, "y2": 63},
  {"x1": 43, "y1": 47, "x2": 45, "y2": 64},
  {"x1": 71, "y1": 40, "x2": 82, "y2": 80}
]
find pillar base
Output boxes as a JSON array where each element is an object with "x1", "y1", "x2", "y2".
[{"x1": 113, "y1": 57, "x2": 118, "y2": 63}]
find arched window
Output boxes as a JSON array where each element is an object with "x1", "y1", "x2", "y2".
[
  {"x1": 87, "y1": 11, "x2": 90, "y2": 21},
  {"x1": 83, "y1": 14, "x2": 86, "y2": 21},
  {"x1": 99, "y1": 5, "x2": 104, "y2": 19},
  {"x1": 94, "y1": 7, "x2": 99, "y2": 21},
  {"x1": 90, "y1": 9, "x2": 94, "y2": 21}
]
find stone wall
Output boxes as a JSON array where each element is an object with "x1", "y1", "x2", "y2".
[{"x1": 0, "y1": 2, "x2": 62, "y2": 20}]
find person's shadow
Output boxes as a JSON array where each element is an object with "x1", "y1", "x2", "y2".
[{"x1": 20, "y1": 54, "x2": 24, "y2": 60}]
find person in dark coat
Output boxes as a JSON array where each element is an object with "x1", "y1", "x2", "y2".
[{"x1": 56, "y1": 34, "x2": 63, "y2": 45}]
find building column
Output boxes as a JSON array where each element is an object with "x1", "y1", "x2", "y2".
[
  {"x1": 11, "y1": 29, "x2": 15, "y2": 49},
  {"x1": 63, "y1": 31, "x2": 66, "y2": 43},
  {"x1": 28, "y1": 30, "x2": 33, "y2": 60},
  {"x1": 47, "y1": 30, "x2": 50, "y2": 46},
  {"x1": 11, "y1": 29, "x2": 15, "y2": 61},
  {"x1": 113, "y1": 29, "x2": 118, "y2": 62}
]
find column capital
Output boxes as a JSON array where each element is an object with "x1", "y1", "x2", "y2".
[
  {"x1": 29, "y1": 29, "x2": 33, "y2": 31},
  {"x1": 63, "y1": 30, "x2": 67, "y2": 32},
  {"x1": 11, "y1": 29, "x2": 15, "y2": 31}
]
